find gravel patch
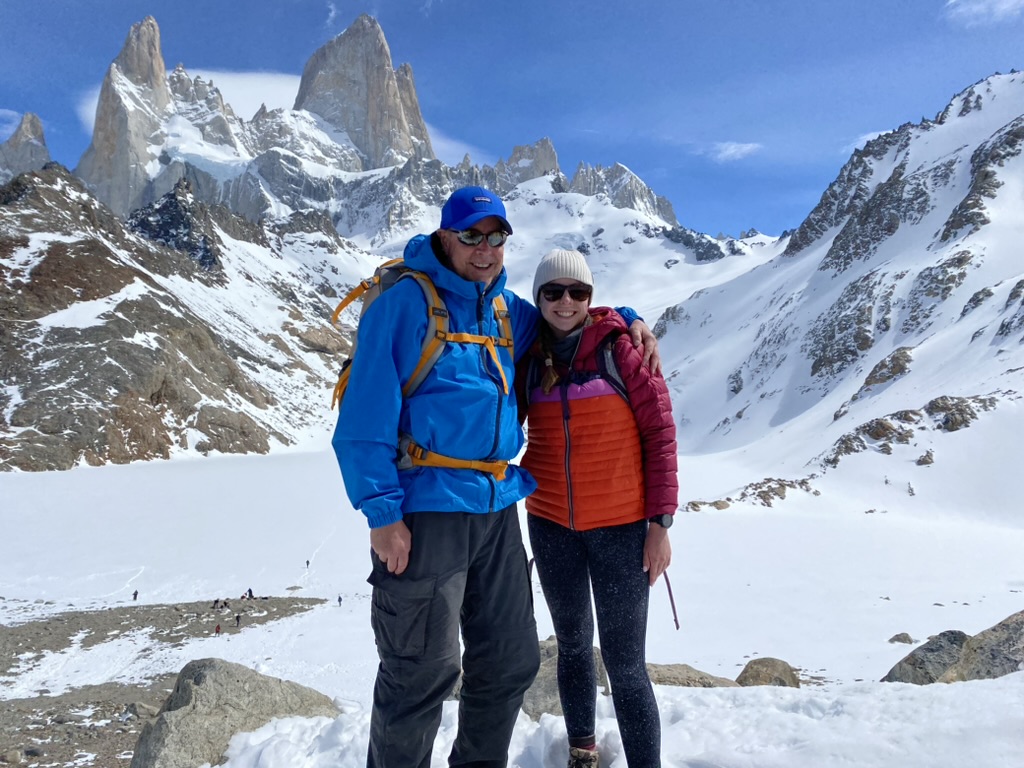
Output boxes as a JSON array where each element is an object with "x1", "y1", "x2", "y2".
[{"x1": 0, "y1": 597, "x2": 324, "y2": 766}]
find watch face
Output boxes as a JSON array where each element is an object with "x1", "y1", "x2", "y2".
[{"x1": 652, "y1": 514, "x2": 673, "y2": 528}]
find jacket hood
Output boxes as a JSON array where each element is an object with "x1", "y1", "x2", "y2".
[{"x1": 403, "y1": 233, "x2": 509, "y2": 301}]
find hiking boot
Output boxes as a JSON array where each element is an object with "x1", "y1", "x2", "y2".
[{"x1": 567, "y1": 746, "x2": 599, "y2": 768}]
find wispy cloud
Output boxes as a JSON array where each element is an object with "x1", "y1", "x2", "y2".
[
  {"x1": 426, "y1": 122, "x2": 497, "y2": 167},
  {"x1": 841, "y1": 131, "x2": 888, "y2": 155},
  {"x1": 707, "y1": 141, "x2": 763, "y2": 163},
  {"x1": 192, "y1": 71, "x2": 301, "y2": 120},
  {"x1": 0, "y1": 108, "x2": 21, "y2": 141},
  {"x1": 325, "y1": 2, "x2": 338, "y2": 25},
  {"x1": 76, "y1": 85, "x2": 102, "y2": 136},
  {"x1": 945, "y1": 0, "x2": 1024, "y2": 25}
]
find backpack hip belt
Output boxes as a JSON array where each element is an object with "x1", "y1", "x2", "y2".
[{"x1": 397, "y1": 435, "x2": 509, "y2": 481}]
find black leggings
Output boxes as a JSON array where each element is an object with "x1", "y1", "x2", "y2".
[{"x1": 528, "y1": 515, "x2": 661, "y2": 767}]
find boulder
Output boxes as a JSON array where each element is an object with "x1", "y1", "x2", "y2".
[
  {"x1": 129, "y1": 658, "x2": 338, "y2": 768},
  {"x1": 647, "y1": 663, "x2": 739, "y2": 688},
  {"x1": 938, "y1": 609, "x2": 1024, "y2": 683},
  {"x1": 521, "y1": 636, "x2": 609, "y2": 720},
  {"x1": 735, "y1": 657, "x2": 801, "y2": 688},
  {"x1": 881, "y1": 630, "x2": 970, "y2": 684}
]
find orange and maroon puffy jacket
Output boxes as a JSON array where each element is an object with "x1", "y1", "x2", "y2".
[{"x1": 517, "y1": 308, "x2": 678, "y2": 531}]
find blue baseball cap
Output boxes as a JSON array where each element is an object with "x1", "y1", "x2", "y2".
[{"x1": 440, "y1": 186, "x2": 513, "y2": 234}]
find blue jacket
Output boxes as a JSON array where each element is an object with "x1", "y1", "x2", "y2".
[{"x1": 333, "y1": 234, "x2": 541, "y2": 527}]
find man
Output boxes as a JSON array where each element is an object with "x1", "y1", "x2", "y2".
[{"x1": 333, "y1": 186, "x2": 656, "y2": 768}]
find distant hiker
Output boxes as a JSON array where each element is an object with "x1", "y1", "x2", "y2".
[
  {"x1": 212, "y1": 599, "x2": 220, "y2": 609},
  {"x1": 132, "y1": 590, "x2": 138, "y2": 601},
  {"x1": 235, "y1": 614, "x2": 241, "y2": 627},
  {"x1": 306, "y1": 559, "x2": 310, "y2": 568},
  {"x1": 517, "y1": 249, "x2": 678, "y2": 768},
  {"x1": 222, "y1": 599, "x2": 230, "y2": 609},
  {"x1": 247, "y1": 587, "x2": 254, "y2": 599},
  {"x1": 215, "y1": 624, "x2": 221, "y2": 635},
  {"x1": 337, "y1": 595, "x2": 343, "y2": 606},
  {"x1": 332, "y1": 185, "x2": 661, "y2": 766}
]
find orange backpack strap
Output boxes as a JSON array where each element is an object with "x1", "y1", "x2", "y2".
[
  {"x1": 401, "y1": 272, "x2": 449, "y2": 397},
  {"x1": 397, "y1": 435, "x2": 509, "y2": 481}
]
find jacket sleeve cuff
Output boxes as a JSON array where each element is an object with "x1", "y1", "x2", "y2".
[
  {"x1": 615, "y1": 306, "x2": 643, "y2": 326},
  {"x1": 365, "y1": 507, "x2": 404, "y2": 529}
]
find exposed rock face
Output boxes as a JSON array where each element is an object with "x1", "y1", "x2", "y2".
[
  {"x1": 76, "y1": 16, "x2": 173, "y2": 217},
  {"x1": 130, "y1": 658, "x2": 338, "y2": 768},
  {"x1": 293, "y1": 14, "x2": 433, "y2": 169},
  {"x1": 570, "y1": 161, "x2": 679, "y2": 225},
  {"x1": 0, "y1": 112, "x2": 50, "y2": 183},
  {"x1": 0, "y1": 164, "x2": 365, "y2": 471}
]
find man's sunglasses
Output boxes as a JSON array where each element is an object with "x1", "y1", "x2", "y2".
[
  {"x1": 539, "y1": 283, "x2": 593, "y2": 302},
  {"x1": 451, "y1": 229, "x2": 510, "y2": 247}
]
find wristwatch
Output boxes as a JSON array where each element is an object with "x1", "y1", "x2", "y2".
[{"x1": 649, "y1": 514, "x2": 674, "y2": 529}]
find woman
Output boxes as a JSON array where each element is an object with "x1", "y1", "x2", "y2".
[{"x1": 517, "y1": 249, "x2": 678, "y2": 768}]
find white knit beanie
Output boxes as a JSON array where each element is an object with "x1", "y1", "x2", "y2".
[{"x1": 533, "y1": 249, "x2": 595, "y2": 302}]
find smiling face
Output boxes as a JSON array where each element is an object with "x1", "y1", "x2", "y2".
[
  {"x1": 539, "y1": 279, "x2": 593, "y2": 338},
  {"x1": 438, "y1": 216, "x2": 506, "y2": 286}
]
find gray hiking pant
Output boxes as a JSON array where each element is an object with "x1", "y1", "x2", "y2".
[{"x1": 366, "y1": 504, "x2": 540, "y2": 768}]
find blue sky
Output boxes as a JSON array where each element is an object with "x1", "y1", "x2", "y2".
[{"x1": 1, "y1": 0, "x2": 1022, "y2": 236}]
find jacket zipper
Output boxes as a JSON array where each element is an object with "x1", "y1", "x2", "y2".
[
  {"x1": 561, "y1": 336, "x2": 583, "y2": 530},
  {"x1": 482, "y1": 291, "x2": 501, "y2": 511}
]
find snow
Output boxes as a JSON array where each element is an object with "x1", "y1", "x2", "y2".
[{"x1": 2, "y1": 447, "x2": 1022, "y2": 767}]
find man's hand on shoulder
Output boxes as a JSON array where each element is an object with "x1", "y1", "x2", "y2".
[{"x1": 370, "y1": 519, "x2": 412, "y2": 575}]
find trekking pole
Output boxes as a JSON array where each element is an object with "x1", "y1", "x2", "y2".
[{"x1": 664, "y1": 571, "x2": 680, "y2": 630}]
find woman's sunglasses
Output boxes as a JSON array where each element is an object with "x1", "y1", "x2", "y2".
[
  {"x1": 451, "y1": 229, "x2": 510, "y2": 247},
  {"x1": 539, "y1": 283, "x2": 593, "y2": 302}
]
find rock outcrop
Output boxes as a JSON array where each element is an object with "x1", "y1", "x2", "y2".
[
  {"x1": 882, "y1": 610, "x2": 1024, "y2": 684},
  {"x1": 130, "y1": 658, "x2": 338, "y2": 768},
  {"x1": 0, "y1": 112, "x2": 50, "y2": 183}
]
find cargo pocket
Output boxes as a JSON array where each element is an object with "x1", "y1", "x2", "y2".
[{"x1": 367, "y1": 568, "x2": 437, "y2": 658}]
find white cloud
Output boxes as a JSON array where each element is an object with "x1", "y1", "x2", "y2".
[
  {"x1": 192, "y1": 70, "x2": 301, "y2": 121},
  {"x1": 75, "y1": 71, "x2": 301, "y2": 136},
  {"x1": 0, "y1": 108, "x2": 21, "y2": 141},
  {"x1": 426, "y1": 122, "x2": 497, "y2": 167},
  {"x1": 945, "y1": 0, "x2": 1024, "y2": 25},
  {"x1": 709, "y1": 141, "x2": 763, "y2": 163}
]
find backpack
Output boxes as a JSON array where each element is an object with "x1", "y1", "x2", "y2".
[{"x1": 330, "y1": 257, "x2": 515, "y2": 410}]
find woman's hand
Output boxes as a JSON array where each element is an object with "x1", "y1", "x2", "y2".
[{"x1": 643, "y1": 522, "x2": 672, "y2": 585}]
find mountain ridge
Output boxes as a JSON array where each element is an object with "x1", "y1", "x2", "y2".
[{"x1": 1, "y1": 17, "x2": 1022, "y2": 521}]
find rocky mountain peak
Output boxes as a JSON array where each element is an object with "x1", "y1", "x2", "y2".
[
  {"x1": 0, "y1": 113, "x2": 51, "y2": 184},
  {"x1": 293, "y1": 14, "x2": 434, "y2": 169},
  {"x1": 75, "y1": 16, "x2": 174, "y2": 217},
  {"x1": 112, "y1": 16, "x2": 171, "y2": 112},
  {"x1": 569, "y1": 160, "x2": 679, "y2": 226}
]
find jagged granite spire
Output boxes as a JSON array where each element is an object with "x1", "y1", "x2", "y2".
[
  {"x1": 0, "y1": 113, "x2": 50, "y2": 183},
  {"x1": 293, "y1": 14, "x2": 434, "y2": 169},
  {"x1": 76, "y1": 16, "x2": 173, "y2": 217}
]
